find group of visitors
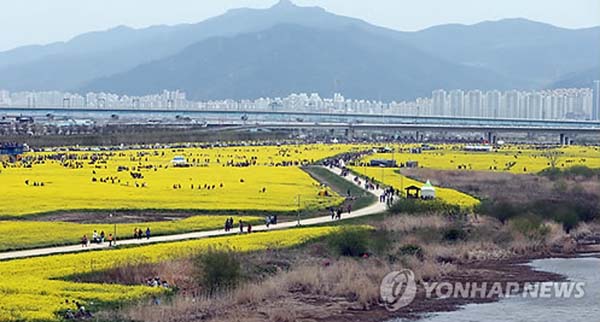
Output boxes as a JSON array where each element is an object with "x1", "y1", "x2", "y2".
[
  {"x1": 329, "y1": 204, "x2": 352, "y2": 220},
  {"x1": 224, "y1": 218, "x2": 254, "y2": 234},
  {"x1": 173, "y1": 183, "x2": 225, "y2": 190},
  {"x1": 265, "y1": 215, "x2": 278, "y2": 228},
  {"x1": 81, "y1": 230, "x2": 115, "y2": 247},
  {"x1": 224, "y1": 217, "x2": 236, "y2": 232},
  {"x1": 145, "y1": 276, "x2": 170, "y2": 288},
  {"x1": 24, "y1": 179, "x2": 45, "y2": 187},
  {"x1": 63, "y1": 299, "x2": 92, "y2": 320},
  {"x1": 380, "y1": 187, "x2": 397, "y2": 206},
  {"x1": 133, "y1": 227, "x2": 151, "y2": 240}
]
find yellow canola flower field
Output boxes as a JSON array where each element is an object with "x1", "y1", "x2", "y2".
[
  {"x1": 363, "y1": 145, "x2": 600, "y2": 174},
  {"x1": 0, "y1": 215, "x2": 262, "y2": 252},
  {"x1": 0, "y1": 144, "x2": 364, "y2": 217},
  {"x1": 351, "y1": 167, "x2": 480, "y2": 209},
  {"x1": 0, "y1": 226, "x2": 340, "y2": 322}
]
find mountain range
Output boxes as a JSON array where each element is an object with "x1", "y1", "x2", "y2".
[{"x1": 0, "y1": 0, "x2": 599, "y2": 101}]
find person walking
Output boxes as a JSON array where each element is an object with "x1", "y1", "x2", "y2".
[
  {"x1": 145, "y1": 227, "x2": 151, "y2": 240},
  {"x1": 107, "y1": 234, "x2": 113, "y2": 247},
  {"x1": 81, "y1": 235, "x2": 88, "y2": 248},
  {"x1": 239, "y1": 220, "x2": 244, "y2": 233}
]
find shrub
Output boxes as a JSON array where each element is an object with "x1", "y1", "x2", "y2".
[
  {"x1": 476, "y1": 200, "x2": 520, "y2": 225},
  {"x1": 510, "y1": 215, "x2": 549, "y2": 240},
  {"x1": 193, "y1": 247, "x2": 241, "y2": 295},
  {"x1": 553, "y1": 208, "x2": 580, "y2": 234},
  {"x1": 540, "y1": 165, "x2": 600, "y2": 180},
  {"x1": 328, "y1": 227, "x2": 370, "y2": 257},
  {"x1": 442, "y1": 226, "x2": 468, "y2": 242}
]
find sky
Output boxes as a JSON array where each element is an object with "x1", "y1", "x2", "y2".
[{"x1": 0, "y1": 0, "x2": 599, "y2": 51}]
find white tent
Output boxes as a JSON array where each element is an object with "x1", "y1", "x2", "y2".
[
  {"x1": 171, "y1": 156, "x2": 188, "y2": 167},
  {"x1": 421, "y1": 180, "x2": 436, "y2": 199}
]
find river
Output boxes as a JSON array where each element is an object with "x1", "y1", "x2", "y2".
[{"x1": 391, "y1": 256, "x2": 600, "y2": 322}]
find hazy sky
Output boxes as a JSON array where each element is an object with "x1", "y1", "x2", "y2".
[{"x1": 1, "y1": 0, "x2": 599, "y2": 51}]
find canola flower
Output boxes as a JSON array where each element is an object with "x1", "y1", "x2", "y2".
[
  {"x1": 363, "y1": 144, "x2": 600, "y2": 174},
  {"x1": 0, "y1": 215, "x2": 262, "y2": 252},
  {"x1": 351, "y1": 167, "x2": 480, "y2": 209},
  {"x1": 0, "y1": 226, "x2": 342, "y2": 322},
  {"x1": 0, "y1": 144, "x2": 366, "y2": 217}
]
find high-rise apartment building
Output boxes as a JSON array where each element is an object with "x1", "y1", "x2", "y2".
[
  {"x1": 432, "y1": 89, "x2": 447, "y2": 116},
  {"x1": 449, "y1": 90, "x2": 464, "y2": 117},
  {"x1": 466, "y1": 90, "x2": 483, "y2": 117},
  {"x1": 593, "y1": 80, "x2": 600, "y2": 121}
]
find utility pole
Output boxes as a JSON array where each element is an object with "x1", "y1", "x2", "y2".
[{"x1": 296, "y1": 195, "x2": 301, "y2": 226}]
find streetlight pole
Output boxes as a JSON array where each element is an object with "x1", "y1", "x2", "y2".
[{"x1": 296, "y1": 195, "x2": 301, "y2": 227}]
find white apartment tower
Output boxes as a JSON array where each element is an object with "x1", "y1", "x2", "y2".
[{"x1": 449, "y1": 90, "x2": 464, "y2": 117}]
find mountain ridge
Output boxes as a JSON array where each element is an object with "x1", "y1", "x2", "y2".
[{"x1": 0, "y1": 0, "x2": 598, "y2": 99}]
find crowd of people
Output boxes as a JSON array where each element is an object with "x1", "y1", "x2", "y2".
[
  {"x1": 80, "y1": 227, "x2": 149, "y2": 248},
  {"x1": 380, "y1": 186, "x2": 397, "y2": 206}
]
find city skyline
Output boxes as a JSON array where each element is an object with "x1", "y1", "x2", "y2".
[
  {"x1": 2, "y1": 85, "x2": 597, "y2": 122},
  {"x1": 0, "y1": 0, "x2": 599, "y2": 51}
]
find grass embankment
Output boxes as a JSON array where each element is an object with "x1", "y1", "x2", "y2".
[
  {"x1": 303, "y1": 166, "x2": 377, "y2": 211},
  {"x1": 95, "y1": 203, "x2": 589, "y2": 322}
]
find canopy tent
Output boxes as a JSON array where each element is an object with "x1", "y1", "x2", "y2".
[
  {"x1": 421, "y1": 180, "x2": 436, "y2": 199},
  {"x1": 171, "y1": 156, "x2": 188, "y2": 167}
]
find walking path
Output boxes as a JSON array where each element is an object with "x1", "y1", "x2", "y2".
[{"x1": 0, "y1": 166, "x2": 388, "y2": 261}]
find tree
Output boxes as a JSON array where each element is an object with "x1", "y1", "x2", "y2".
[{"x1": 542, "y1": 150, "x2": 562, "y2": 169}]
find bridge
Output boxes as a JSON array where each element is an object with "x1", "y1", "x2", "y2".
[{"x1": 2, "y1": 107, "x2": 599, "y2": 143}]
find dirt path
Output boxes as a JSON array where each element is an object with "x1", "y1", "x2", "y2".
[{"x1": 0, "y1": 166, "x2": 387, "y2": 261}]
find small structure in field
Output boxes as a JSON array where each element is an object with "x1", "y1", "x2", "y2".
[
  {"x1": 421, "y1": 180, "x2": 436, "y2": 199},
  {"x1": 464, "y1": 145, "x2": 493, "y2": 152},
  {"x1": 370, "y1": 159, "x2": 397, "y2": 168},
  {"x1": 171, "y1": 156, "x2": 188, "y2": 167},
  {"x1": 405, "y1": 161, "x2": 419, "y2": 168},
  {"x1": 405, "y1": 185, "x2": 421, "y2": 199}
]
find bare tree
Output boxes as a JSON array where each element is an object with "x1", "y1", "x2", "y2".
[{"x1": 542, "y1": 150, "x2": 561, "y2": 168}]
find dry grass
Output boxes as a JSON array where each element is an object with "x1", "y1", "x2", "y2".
[
  {"x1": 110, "y1": 204, "x2": 593, "y2": 322},
  {"x1": 376, "y1": 215, "x2": 450, "y2": 233}
]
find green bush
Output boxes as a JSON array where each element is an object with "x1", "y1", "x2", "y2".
[
  {"x1": 553, "y1": 208, "x2": 580, "y2": 234},
  {"x1": 442, "y1": 226, "x2": 468, "y2": 242},
  {"x1": 475, "y1": 200, "x2": 520, "y2": 225},
  {"x1": 510, "y1": 215, "x2": 549, "y2": 240},
  {"x1": 193, "y1": 247, "x2": 241, "y2": 295},
  {"x1": 540, "y1": 165, "x2": 600, "y2": 180},
  {"x1": 328, "y1": 227, "x2": 370, "y2": 257}
]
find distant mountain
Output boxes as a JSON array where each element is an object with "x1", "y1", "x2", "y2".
[
  {"x1": 81, "y1": 24, "x2": 508, "y2": 101},
  {"x1": 0, "y1": 0, "x2": 599, "y2": 100},
  {"x1": 548, "y1": 66, "x2": 600, "y2": 89},
  {"x1": 398, "y1": 18, "x2": 600, "y2": 88},
  {"x1": 0, "y1": 0, "x2": 385, "y2": 91}
]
